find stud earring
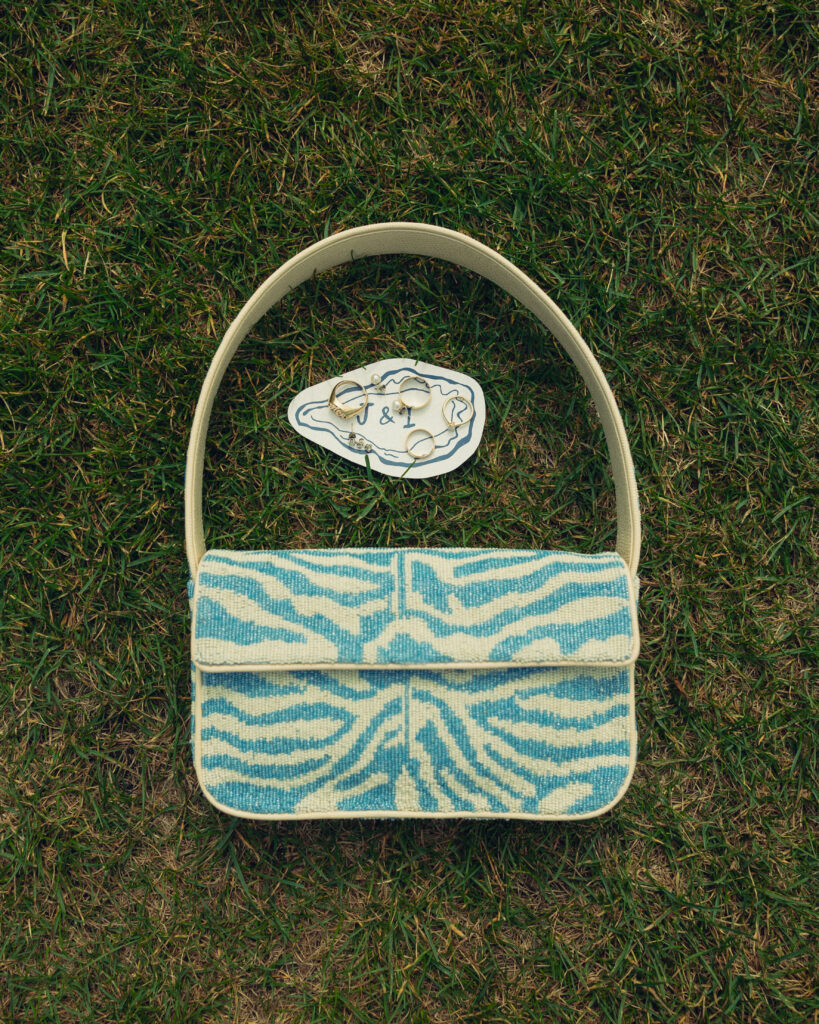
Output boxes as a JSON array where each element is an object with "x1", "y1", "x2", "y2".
[
  {"x1": 370, "y1": 373, "x2": 386, "y2": 393},
  {"x1": 348, "y1": 431, "x2": 373, "y2": 453}
]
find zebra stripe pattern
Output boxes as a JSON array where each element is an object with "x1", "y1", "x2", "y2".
[
  {"x1": 192, "y1": 663, "x2": 635, "y2": 817},
  {"x1": 188, "y1": 547, "x2": 638, "y2": 818},
  {"x1": 193, "y1": 549, "x2": 637, "y2": 668}
]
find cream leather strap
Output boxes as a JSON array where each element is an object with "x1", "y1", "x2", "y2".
[{"x1": 185, "y1": 222, "x2": 641, "y2": 577}]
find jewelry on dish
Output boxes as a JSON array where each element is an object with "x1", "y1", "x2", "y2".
[
  {"x1": 370, "y1": 373, "x2": 386, "y2": 393},
  {"x1": 442, "y1": 394, "x2": 475, "y2": 432},
  {"x1": 328, "y1": 379, "x2": 368, "y2": 419},
  {"x1": 393, "y1": 374, "x2": 431, "y2": 414},
  {"x1": 347, "y1": 431, "x2": 373, "y2": 453},
  {"x1": 405, "y1": 428, "x2": 435, "y2": 460}
]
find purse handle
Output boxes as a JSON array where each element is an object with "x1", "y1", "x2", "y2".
[{"x1": 185, "y1": 223, "x2": 641, "y2": 577}]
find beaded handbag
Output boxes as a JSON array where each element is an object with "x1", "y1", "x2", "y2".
[{"x1": 185, "y1": 223, "x2": 641, "y2": 820}]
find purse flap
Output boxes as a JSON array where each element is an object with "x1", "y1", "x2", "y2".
[{"x1": 191, "y1": 548, "x2": 638, "y2": 671}]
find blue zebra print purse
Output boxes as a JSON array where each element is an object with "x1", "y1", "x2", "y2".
[{"x1": 185, "y1": 224, "x2": 642, "y2": 820}]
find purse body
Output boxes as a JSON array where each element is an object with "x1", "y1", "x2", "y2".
[
  {"x1": 189, "y1": 547, "x2": 638, "y2": 819},
  {"x1": 185, "y1": 223, "x2": 642, "y2": 820}
]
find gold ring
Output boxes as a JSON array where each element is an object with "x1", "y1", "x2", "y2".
[
  {"x1": 394, "y1": 374, "x2": 431, "y2": 413},
  {"x1": 442, "y1": 394, "x2": 475, "y2": 431},
  {"x1": 405, "y1": 428, "x2": 435, "y2": 460},
  {"x1": 328, "y1": 379, "x2": 368, "y2": 419}
]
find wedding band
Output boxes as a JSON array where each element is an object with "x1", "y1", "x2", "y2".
[
  {"x1": 328, "y1": 379, "x2": 368, "y2": 419},
  {"x1": 442, "y1": 394, "x2": 475, "y2": 431},
  {"x1": 394, "y1": 374, "x2": 431, "y2": 413},
  {"x1": 405, "y1": 428, "x2": 435, "y2": 460}
]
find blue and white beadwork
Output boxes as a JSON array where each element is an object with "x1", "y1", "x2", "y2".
[
  {"x1": 189, "y1": 548, "x2": 638, "y2": 819},
  {"x1": 192, "y1": 549, "x2": 637, "y2": 668}
]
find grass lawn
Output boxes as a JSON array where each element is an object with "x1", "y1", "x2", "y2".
[{"x1": 1, "y1": 2, "x2": 816, "y2": 1021}]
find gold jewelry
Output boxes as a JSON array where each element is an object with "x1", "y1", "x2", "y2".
[
  {"x1": 405, "y1": 428, "x2": 435, "y2": 460},
  {"x1": 328, "y1": 379, "x2": 368, "y2": 419},
  {"x1": 442, "y1": 394, "x2": 475, "y2": 431},
  {"x1": 393, "y1": 375, "x2": 431, "y2": 414}
]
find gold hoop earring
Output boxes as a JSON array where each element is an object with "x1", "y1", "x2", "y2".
[
  {"x1": 405, "y1": 428, "x2": 435, "y2": 460},
  {"x1": 442, "y1": 394, "x2": 475, "y2": 432},
  {"x1": 394, "y1": 375, "x2": 431, "y2": 414},
  {"x1": 328, "y1": 379, "x2": 368, "y2": 419}
]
